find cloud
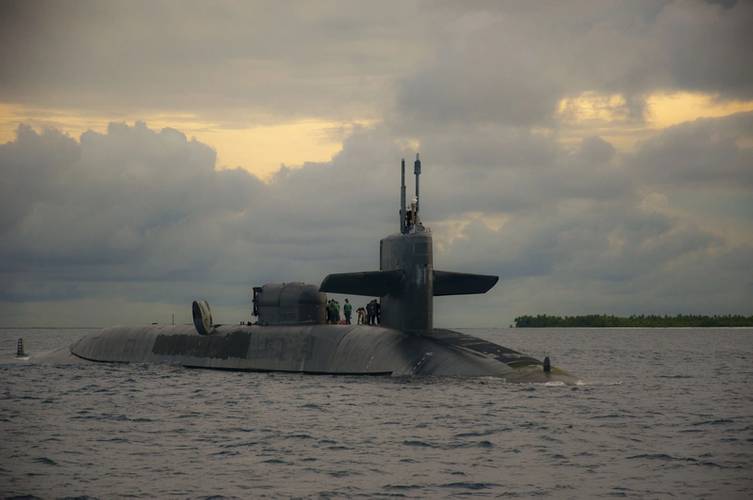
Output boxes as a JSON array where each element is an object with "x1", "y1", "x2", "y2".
[
  {"x1": 395, "y1": 34, "x2": 562, "y2": 126},
  {"x1": 414, "y1": 129, "x2": 631, "y2": 222},
  {"x1": 0, "y1": 2, "x2": 751, "y2": 326},
  {"x1": 2, "y1": 1, "x2": 751, "y2": 126},
  {"x1": 0, "y1": 0, "x2": 428, "y2": 123},
  {"x1": 392, "y1": 1, "x2": 753, "y2": 130},
  {"x1": 0, "y1": 123, "x2": 261, "y2": 283},
  {"x1": 629, "y1": 111, "x2": 753, "y2": 187},
  {"x1": 2, "y1": 118, "x2": 750, "y2": 326},
  {"x1": 577, "y1": 136, "x2": 617, "y2": 165},
  {"x1": 0, "y1": 123, "x2": 402, "y2": 321}
]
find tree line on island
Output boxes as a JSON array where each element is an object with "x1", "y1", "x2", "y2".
[{"x1": 513, "y1": 314, "x2": 753, "y2": 328}]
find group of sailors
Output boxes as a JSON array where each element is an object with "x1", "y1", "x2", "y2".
[
  {"x1": 358, "y1": 299, "x2": 381, "y2": 325},
  {"x1": 326, "y1": 298, "x2": 380, "y2": 325},
  {"x1": 325, "y1": 299, "x2": 347, "y2": 324}
]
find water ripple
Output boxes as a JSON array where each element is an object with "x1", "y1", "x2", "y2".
[{"x1": 2, "y1": 327, "x2": 752, "y2": 499}]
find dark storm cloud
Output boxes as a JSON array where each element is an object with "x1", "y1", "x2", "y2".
[
  {"x1": 0, "y1": 0, "x2": 428, "y2": 121},
  {"x1": 396, "y1": 39, "x2": 562, "y2": 126},
  {"x1": 629, "y1": 111, "x2": 753, "y2": 187},
  {"x1": 414, "y1": 128, "x2": 631, "y2": 222},
  {"x1": 577, "y1": 136, "x2": 617, "y2": 165},
  {"x1": 1, "y1": 1, "x2": 751, "y2": 125},
  {"x1": 0, "y1": 123, "x2": 400, "y2": 308},
  {"x1": 2, "y1": 116, "x2": 750, "y2": 325},
  {"x1": 1, "y1": 1, "x2": 752, "y2": 325},
  {"x1": 395, "y1": 0, "x2": 753, "y2": 127},
  {"x1": 442, "y1": 204, "x2": 718, "y2": 283},
  {"x1": 0, "y1": 124, "x2": 254, "y2": 272}
]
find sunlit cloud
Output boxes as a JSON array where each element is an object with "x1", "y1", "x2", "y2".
[
  {"x1": 1, "y1": 1, "x2": 752, "y2": 326},
  {"x1": 557, "y1": 92, "x2": 631, "y2": 124},
  {"x1": 646, "y1": 92, "x2": 753, "y2": 128},
  {"x1": 0, "y1": 102, "x2": 375, "y2": 178},
  {"x1": 555, "y1": 91, "x2": 753, "y2": 151}
]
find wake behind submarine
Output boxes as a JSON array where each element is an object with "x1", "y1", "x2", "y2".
[{"x1": 71, "y1": 155, "x2": 576, "y2": 383}]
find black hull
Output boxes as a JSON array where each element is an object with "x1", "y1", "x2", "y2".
[{"x1": 70, "y1": 325, "x2": 576, "y2": 383}]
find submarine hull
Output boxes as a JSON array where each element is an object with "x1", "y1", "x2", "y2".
[{"x1": 70, "y1": 325, "x2": 577, "y2": 383}]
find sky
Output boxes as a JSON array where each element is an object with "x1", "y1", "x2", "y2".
[{"x1": 1, "y1": 0, "x2": 752, "y2": 327}]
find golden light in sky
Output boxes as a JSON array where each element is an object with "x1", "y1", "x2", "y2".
[
  {"x1": 2, "y1": 90, "x2": 751, "y2": 178},
  {"x1": 2, "y1": 1, "x2": 752, "y2": 331},
  {"x1": 556, "y1": 91, "x2": 753, "y2": 150},
  {"x1": 646, "y1": 92, "x2": 753, "y2": 128},
  {"x1": 0, "y1": 102, "x2": 375, "y2": 179}
]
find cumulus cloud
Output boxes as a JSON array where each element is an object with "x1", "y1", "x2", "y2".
[
  {"x1": 0, "y1": 0, "x2": 428, "y2": 122},
  {"x1": 393, "y1": 0, "x2": 753, "y2": 128},
  {"x1": 629, "y1": 111, "x2": 753, "y2": 187},
  {"x1": 1, "y1": 118, "x2": 751, "y2": 326},
  {"x1": 0, "y1": 123, "x2": 402, "y2": 324},
  {"x1": 2, "y1": 1, "x2": 751, "y2": 125},
  {"x1": 1, "y1": 2, "x2": 751, "y2": 326}
]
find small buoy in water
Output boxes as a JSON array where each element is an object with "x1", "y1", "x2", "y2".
[
  {"x1": 543, "y1": 356, "x2": 551, "y2": 373},
  {"x1": 16, "y1": 338, "x2": 26, "y2": 357}
]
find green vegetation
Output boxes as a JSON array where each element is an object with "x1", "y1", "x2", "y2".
[{"x1": 513, "y1": 314, "x2": 753, "y2": 328}]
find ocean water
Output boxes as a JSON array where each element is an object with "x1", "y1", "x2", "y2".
[{"x1": 1, "y1": 327, "x2": 752, "y2": 499}]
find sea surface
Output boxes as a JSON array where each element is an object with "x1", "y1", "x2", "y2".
[{"x1": 1, "y1": 327, "x2": 752, "y2": 499}]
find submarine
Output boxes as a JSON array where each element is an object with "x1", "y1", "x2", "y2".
[{"x1": 70, "y1": 154, "x2": 576, "y2": 383}]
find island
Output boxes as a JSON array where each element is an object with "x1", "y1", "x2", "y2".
[{"x1": 513, "y1": 314, "x2": 753, "y2": 328}]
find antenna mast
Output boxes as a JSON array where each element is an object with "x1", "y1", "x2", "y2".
[
  {"x1": 414, "y1": 153, "x2": 421, "y2": 216},
  {"x1": 400, "y1": 158, "x2": 406, "y2": 234}
]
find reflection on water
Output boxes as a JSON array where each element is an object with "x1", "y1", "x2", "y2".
[{"x1": 1, "y1": 327, "x2": 752, "y2": 498}]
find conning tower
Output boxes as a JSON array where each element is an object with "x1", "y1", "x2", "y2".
[{"x1": 320, "y1": 154, "x2": 498, "y2": 334}]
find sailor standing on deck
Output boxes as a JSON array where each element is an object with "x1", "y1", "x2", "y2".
[
  {"x1": 356, "y1": 306, "x2": 365, "y2": 324},
  {"x1": 366, "y1": 300, "x2": 374, "y2": 325},
  {"x1": 369, "y1": 299, "x2": 380, "y2": 325},
  {"x1": 343, "y1": 298, "x2": 352, "y2": 324},
  {"x1": 327, "y1": 300, "x2": 336, "y2": 324}
]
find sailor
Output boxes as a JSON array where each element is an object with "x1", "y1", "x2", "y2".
[
  {"x1": 366, "y1": 300, "x2": 375, "y2": 325},
  {"x1": 334, "y1": 300, "x2": 341, "y2": 323},
  {"x1": 327, "y1": 299, "x2": 337, "y2": 325},
  {"x1": 343, "y1": 298, "x2": 352, "y2": 324},
  {"x1": 370, "y1": 299, "x2": 380, "y2": 325},
  {"x1": 325, "y1": 300, "x2": 332, "y2": 323},
  {"x1": 356, "y1": 306, "x2": 366, "y2": 324}
]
